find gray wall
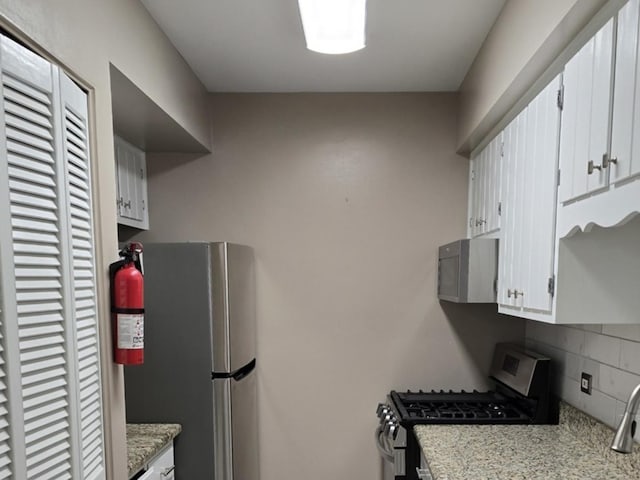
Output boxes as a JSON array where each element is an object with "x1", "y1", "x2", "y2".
[{"x1": 137, "y1": 93, "x2": 525, "y2": 480}]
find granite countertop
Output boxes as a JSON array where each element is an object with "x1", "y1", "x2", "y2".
[
  {"x1": 127, "y1": 423, "x2": 182, "y2": 478},
  {"x1": 414, "y1": 402, "x2": 640, "y2": 480}
]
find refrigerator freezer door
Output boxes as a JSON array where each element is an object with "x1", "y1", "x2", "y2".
[
  {"x1": 213, "y1": 367, "x2": 259, "y2": 480},
  {"x1": 211, "y1": 243, "x2": 256, "y2": 373}
]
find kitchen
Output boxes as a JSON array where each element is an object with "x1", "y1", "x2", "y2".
[{"x1": 0, "y1": 0, "x2": 638, "y2": 479}]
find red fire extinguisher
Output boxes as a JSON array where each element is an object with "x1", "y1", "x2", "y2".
[{"x1": 109, "y1": 242, "x2": 144, "y2": 365}]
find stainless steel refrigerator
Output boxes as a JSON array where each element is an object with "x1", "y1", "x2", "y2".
[{"x1": 124, "y1": 242, "x2": 258, "y2": 480}]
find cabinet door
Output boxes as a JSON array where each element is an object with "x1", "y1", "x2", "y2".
[
  {"x1": 499, "y1": 76, "x2": 561, "y2": 315},
  {"x1": 521, "y1": 76, "x2": 561, "y2": 312},
  {"x1": 611, "y1": 0, "x2": 640, "y2": 183},
  {"x1": 152, "y1": 444, "x2": 175, "y2": 480},
  {"x1": 469, "y1": 150, "x2": 483, "y2": 236},
  {"x1": 559, "y1": 19, "x2": 614, "y2": 202},
  {"x1": 498, "y1": 115, "x2": 521, "y2": 308},
  {"x1": 468, "y1": 157, "x2": 476, "y2": 235},
  {"x1": 469, "y1": 135, "x2": 502, "y2": 237},
  {"x1": 114, "y1": 136, "x2": 149, "y2": 229},
  {"x1": 471, "y1": 148, "x2": 486, "y2": 236},
  {"x1": 487, "y1": 134, "x2": 502, "y2": 233},
  {"x1": 477, "y1": 147, "x2": 488, "y2": 235}
]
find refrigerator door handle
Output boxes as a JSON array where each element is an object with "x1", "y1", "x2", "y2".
[{"x1": 212, "y1": 358, "x2": 256, "y2": 381}]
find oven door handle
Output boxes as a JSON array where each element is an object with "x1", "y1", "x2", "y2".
[{"x1": 375, "y1": 426, "x2": 394, "y2": 462}]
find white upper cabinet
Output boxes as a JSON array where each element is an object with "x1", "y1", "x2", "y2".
[
  {"x1": 470, "y1": 2, "x2": 640, "y2": 324},
  {"x1": 115, "y1": 135, "x2": 149, "y2": 230},
  {"x1": 469, "y1": 134, "x2": 502, "y2": 237},
  {"x1": 559, "y1": 18, "x2": 614, "y2": 204},
  {"x1": 498, "y1": 75, "x2": 562, "y2": 319},
  {"x1": 557, "y1": 4, "x2": 640, "y2": 238}
]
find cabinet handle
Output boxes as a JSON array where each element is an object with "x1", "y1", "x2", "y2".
[
  {"x1": 117, "y1": 197, "x2": 124, "y2": 207},
  {"x1": 161, "y1": 466, "x2": 175, "y2": 477},
  {"x1": 124, "y1": 200, "x2": 131, "y2": 209},
  {"x1": 507, "y1": 289, "x2": 513, "y2": 298},
  {"x1": 587, "y1": 160, "x2": 601, "y2": 175},
  {"x1": 602, "y1": 153, "x2": 618, "y2": 169}
]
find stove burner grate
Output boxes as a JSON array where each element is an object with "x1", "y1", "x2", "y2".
[{"x1": 391, "y1": 390, "x2": 532, "y2": 425}]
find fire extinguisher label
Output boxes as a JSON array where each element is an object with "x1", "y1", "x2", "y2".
[{"x1": 117, "y1": 314, "x2": 144, "y2": 349}]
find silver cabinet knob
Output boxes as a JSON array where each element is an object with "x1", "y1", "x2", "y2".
[
  {"x1": 602, "y1": 153, "x2": 618, "y2": 169},
  {"x1": 588, "y1": 160, "x2": 602, "y2": 174}
]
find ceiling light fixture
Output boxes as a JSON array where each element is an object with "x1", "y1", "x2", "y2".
[{"x1": 297, "y1": 0, "x2": 367, "y2": 55}]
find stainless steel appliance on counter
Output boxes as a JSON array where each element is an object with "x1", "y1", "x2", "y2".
[
  {"x1": 124, "y1": 242, "x2": 258, "y2": 480},
  {"x1": 376, "y1": 343, "x2": 556, "y2": 480},
  {"x1": 437, "y1": 238, "x2": 498, "y2": 303}
]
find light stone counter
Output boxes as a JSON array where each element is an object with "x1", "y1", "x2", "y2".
[
  {"x1": 127, "y1": 423, "x2": 182, "y2": 478},
  {"x1": 414, "y1": 402, "x2": 640, "y2": 480}
]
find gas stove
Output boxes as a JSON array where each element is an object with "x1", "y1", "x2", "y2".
[
  {"x1": 375, "y1": 344, "x2": 558, "y2": 480},
  {"x1": 390, "y1": 390, "x2": 531, "y2": 424}
]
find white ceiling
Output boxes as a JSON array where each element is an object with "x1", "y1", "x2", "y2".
[{"x1": 140, "y1": 0, "x2": 506, "y2": 93}]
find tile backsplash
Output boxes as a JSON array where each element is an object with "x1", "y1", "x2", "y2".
[{"x1": 526, "y1": 321, "x2": 640, "y2": 442}]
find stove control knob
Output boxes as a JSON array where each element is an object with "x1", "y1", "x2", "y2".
[
  {"x1": 383, "y1": 419, "x2": 397, "y2": 436},
  {"x1": 376, "y1": 403, "x2": 390, "y2": 418}
]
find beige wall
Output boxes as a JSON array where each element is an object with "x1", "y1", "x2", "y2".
[
  {"x1": 0, "y1": 1, "x2": 210, "y2": 478},
  {"x1": 457, "y1": 0, "x2": 609, "y2": 154},
  {"x1": 137, "y1": 94, "x2": 525, "y2": 480}
]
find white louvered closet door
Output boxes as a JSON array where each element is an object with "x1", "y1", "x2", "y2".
[
  {"x1": 0, "y1": 35, "x2": 105, "y2": 480},
  {"x1": 57, "y1": 72, "x2": 105, "y2": 480}
]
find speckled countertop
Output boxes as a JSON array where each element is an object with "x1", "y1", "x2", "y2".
[
  {"x1": 127, "y1": 423, "x2": 182, "y2": 478},
  {"x1": 414, "y1": 402, "x2": 640, "y2": 480}
]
